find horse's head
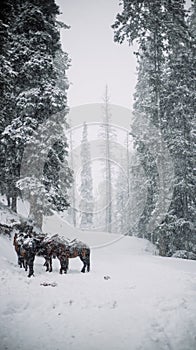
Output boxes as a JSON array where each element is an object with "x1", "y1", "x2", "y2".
[
  {"x1": 13, "y1": 232, "x2": 25, "y2": 250},
  {"x1": 21, "y1": 234, "x2": 43, "y2": 254},
  {"x1": 30, "y1": 234, "x2": 47, "y2": 255}
]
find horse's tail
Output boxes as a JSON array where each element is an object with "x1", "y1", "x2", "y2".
[{"x1": 13, "y1": 233, "x2": 17, "y2": 246}]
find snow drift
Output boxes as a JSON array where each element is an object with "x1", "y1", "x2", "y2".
[{"x1": 0, "y1": 221, "x2": 196, "y2": 350}]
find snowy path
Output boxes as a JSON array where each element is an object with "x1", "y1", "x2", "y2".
[{"x1": 0, "y1": 233, "x2": 196, "y2": 350}]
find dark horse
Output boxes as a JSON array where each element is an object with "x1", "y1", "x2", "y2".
[
  {"x1": 13, "y1": 232, "x2": 90, "y2": 277},
  {"x1": 13, "y1": 233, "x2": 46, "y2": 277},
  {"x1": 38, "y1": 235, "x2": 91, "y2": 274},
  {"x1": 13, "y1": 222, "x2": 47, "y2": 275}
]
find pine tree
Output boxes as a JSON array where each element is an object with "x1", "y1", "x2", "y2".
[
  {"x1": 0, "y1": 0, "x2": 73, "y2": 227},
  {"x1": 154, "y1": 2, "x2": 196, "y2": 255},
  {"x1": 67, "y1": 117, "x2": 77, "y2": 227},
  {"x1": 113, "y1": 1, "x2": 167, "y2": 239},
  {"x1": 130, "y1": 47, "x2": 160, "y2": 238},
  {"x1": 115, "y1": 165, "x2": 129, "y2": 234},
  {"x1": 104, "y1": 86, "x2": 112, "y2": 232},
  {"x1": 79, "y1": 122, "x2": 94, "y2": 229},
  {"x1": 100, "y1": 86, "x2": 116, "y2": 232},
  {"x1": 113, "y1": 0, "x2": 195, "y2": 255},
  {"x1": 114, "y1": 133, "x2": 131, "y2": 235},
  {"x1": 0, "y1": 0, "x2": 19, "y2": 209},
  {"x1": 128, "y1": 152, "x2": 149, "y2": 237}
]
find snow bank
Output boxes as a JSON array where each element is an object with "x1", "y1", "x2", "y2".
[
  {"x1": 43, "y1": 213, "x2": 157, "y2": 254},
  {"x1": 0, "y1": 204, "x2": 20, "y2": 226},
  {"x1": 1, "y1": 227, "x2": 196, "y2": 350},
  {"x1": 172, "y1": 250, "x2": 196, "y2": 260}
]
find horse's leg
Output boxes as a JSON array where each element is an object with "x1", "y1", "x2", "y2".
[
  {"x1": 49, "y1": 256, "x2": 52, "y2": 272},
  {"x1": 80, "y1": 256, "x2": 87, "y2": 273},
  {"x1": 87, "y1": 250, "x2": 90, "y2": 272},
  {"x1": 20, "y1": 250, "x2": 27, "y2": 270},
  {"x1": 18, "y1": 255, "x2": 22, "y2": 268},
  {"x1": 59, "y1": 258, "x2": 68, "y2": 274},
  {"x1": 80, "y1": 250, "x2": 90, "y2": 273},
  {"x1": 44, "y1": 258, "x2": 49, "y2": 272},
  {"x1": 27, "y1": 254, "x2": 35, "y2": 278},
  {"x1": 58, "y1": 257, "x2": 63, "y2": 274},
  {"x1": 22, "y1": 255, "x2": 28, "y2": 271},
  {"x1": 81, "y1": 261, "x2": 86, "y2": 273},
  {"x1": 18, "y1": 254, "x2": 26, "y2": 269},
  {"x1": 17, "y1": 247, "x2": 23, "y2": 268},
  {"x1": 45, "y1": 257, "x2": 52, "y2": 272},
  {"x1": 24, "y1": 259, "x2": 28, "y2": 271},
  {"x1": 63, "y1": 260, "x2": 68, "y2": 274}
]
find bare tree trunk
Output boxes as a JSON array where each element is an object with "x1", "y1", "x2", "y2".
[
  {"x1": 69, "y1": 118, "x2": 77, "y2": 227},
  {"x1": 29, "y1": 194, "x2": 43, "y2": 229},
  {"x1": 6, "y1": 195, "x2": 11, "y2": 208},
  {"x1": 11, "y1": 191, "x2": 17, "y2": 213},
  {"x1": 104, "y1": 85, "x2": 112, "y2": 232}
]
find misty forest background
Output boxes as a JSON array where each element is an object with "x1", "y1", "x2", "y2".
[{"x1": 0, "y1": 0, "x2": 195, "y2": 258}]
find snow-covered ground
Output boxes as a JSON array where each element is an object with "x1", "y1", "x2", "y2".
[{"x1": 0, "y1": 216, "x2": 196, "y2": 350}]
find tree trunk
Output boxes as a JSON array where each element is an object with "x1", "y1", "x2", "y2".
[
  {"x1": 69, "y1": 119, "x2": 77, "y2": 227},
  {"x1": 104, "y1": 86, "x2": 112, "y2": 232},
  {"x1": 29, "y1": 195, "x2": 43, "y2": 229},
  {"x1": 6, "y1": 195, "x2": 11, "y2": 208},
  {"x1": 11, "y1": 192, "x2": 17, "y2": 212}
]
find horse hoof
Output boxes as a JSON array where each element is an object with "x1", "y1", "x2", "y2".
[{"x1": 28, "y1": 273, "x2": 34, "y2": 278}]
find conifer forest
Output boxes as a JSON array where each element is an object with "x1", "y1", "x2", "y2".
[
  {"x1": 0, "y1": 0, "x2": 195, "y2": 255},
  {"x1": 0, "y1": 1, "x2": 196, "y2": 350}
]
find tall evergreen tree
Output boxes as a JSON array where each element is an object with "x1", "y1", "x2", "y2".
[
  {"x1": 79, "y1": 122, "x2": 94, "y2": 229},
  {"x1": 154, "y1": 2, "x2": 196, "y2": 255},
  {"x1": 113, "y1": 0, "x2": 195, "y2": 255},
  {"x1": 114, "y1": 134, "x2": 131, "y2": 235},
  {"x1": 0, "y1": 0, "x2": 73, "y2": 227},
  {"x1": 0, "y1": 0, "x2": 19, "y2": 209},
  {"x1": 113, "y1": 0, "x2": 167, "y2": 239},
  {"x1": 115, "y1": 164, "x2": 129, "y2": 234},
  {"x1": 103, "y1": 86, "x2": 112, "y2": 232},
  {"x1": 100, "y1": 86, "x2": 116, "y2": 232},
  {"x1": 128, "y1": 153, "x2": 148, "y2": 237},
  {"x1": 67, "y1": 117, "x2": 77, "y2": 227}
]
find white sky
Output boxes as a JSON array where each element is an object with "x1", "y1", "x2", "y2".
[
  {"x1": 56, "y1": 0, "x2": 137, "y2": 110},
  {"x1": 55, "y1": 0, "x2": 192, "y2": 197},
  {"x1": 56, "y1": 0, "x2": 192, "y2": 110}
]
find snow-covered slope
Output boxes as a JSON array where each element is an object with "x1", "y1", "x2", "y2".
[
  {"x1": 0, "y1": 204, "x2": 20, "y2": 226},
  {"x1": 0, "y1": 223, "x2": 196, "y2": 350}
]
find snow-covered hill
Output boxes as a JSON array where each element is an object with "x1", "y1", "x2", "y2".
[
  {"x1": 0, "y1": 204, "x2": 20, "y2": 226},
  {"x1": 0, "y1": 218, "x2": 196, "y2": 350}
]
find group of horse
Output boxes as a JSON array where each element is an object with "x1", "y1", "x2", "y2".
[{"x1": 13, "y1": 225, "x2": 90, "y2": 278}]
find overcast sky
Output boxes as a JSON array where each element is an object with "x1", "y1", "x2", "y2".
[
  {"x1": 56, "y1": 0, "x2": 137, "y2": 110},
  {"x1": 56, "y1": 0, "x2": 192, "y2": 110}
]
